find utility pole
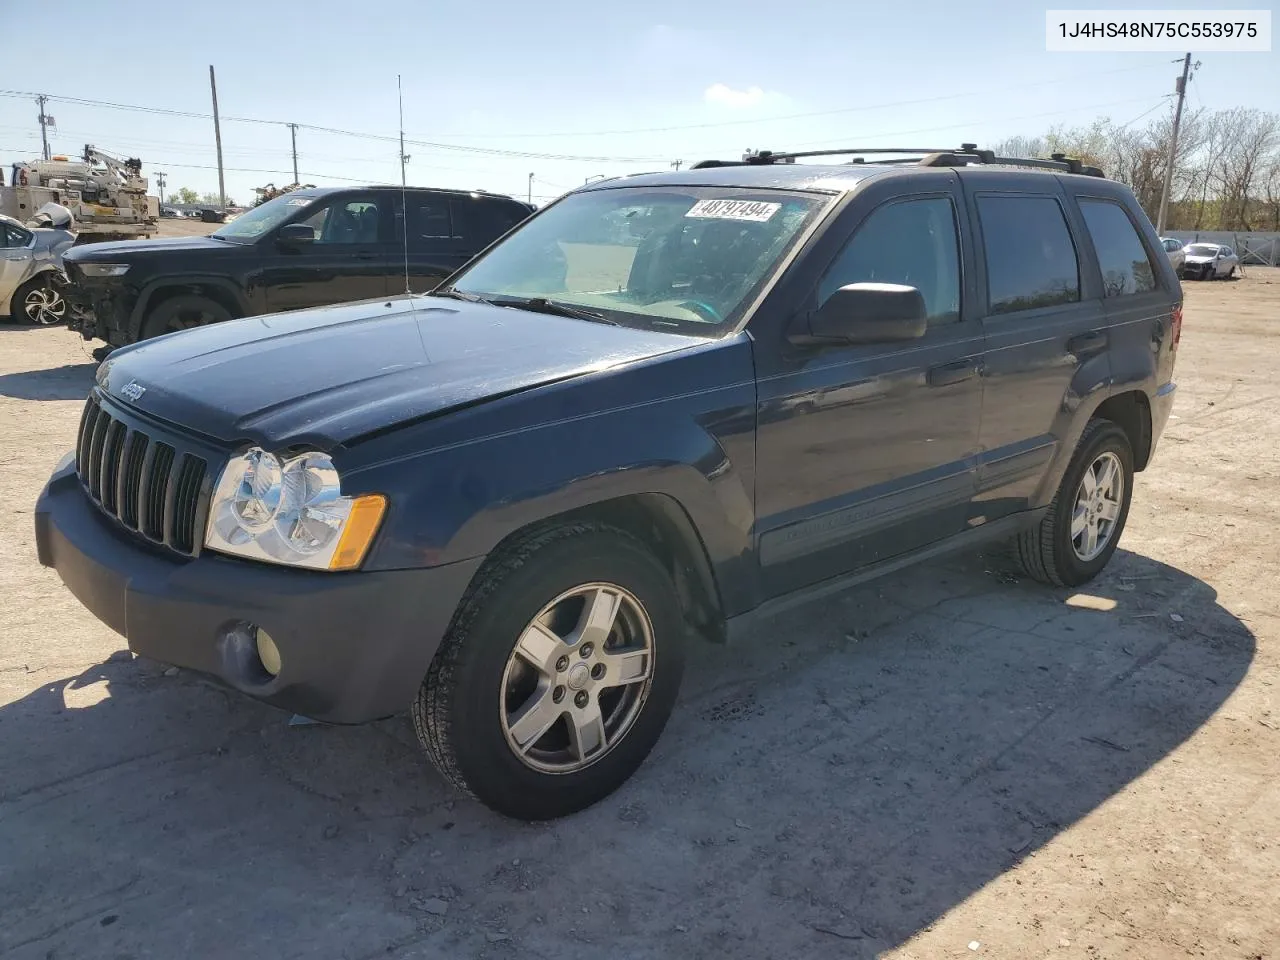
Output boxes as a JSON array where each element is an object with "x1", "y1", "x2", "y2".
[
  {"x1": 528, "y1": 172, "x2": 534, "y2": 205},
  {"x1": 209, "y1": 65, "x2": 226, "y2": 213},
  {"x1": 156, "y1": 171, "x2": 167, "y2": 205},
  {"x1": 36, "y1": 94, "x2": 52, "y2": 160},
  {"x1": 1156, "y1": 53, "x2": 1194, "y2": 235},
  {"x1": 288, "y1": 123, "x2": 299, "y2": 184},
  {"x1": 671, "y1": 159, "x2": 682, "y2": 171}
]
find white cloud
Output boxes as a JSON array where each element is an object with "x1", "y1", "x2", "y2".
[{"x1": 704, "y1": 83, "x2": 773, "y2": 108}]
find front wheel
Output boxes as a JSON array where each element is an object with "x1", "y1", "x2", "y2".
[
  {"x1": 1015, "y1": 418, "x2": 1134, "y2": 587},
  {"x1": 414, "y1": 524, "x2": 685, "y2": 820},
  {"x1": 141, "y1": 294, "x2": 232, "y2": 340}
]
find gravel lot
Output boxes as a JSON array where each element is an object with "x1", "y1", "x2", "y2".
[{"x1": 1, "y1": 270, "x2": 1277, "y2": 960}]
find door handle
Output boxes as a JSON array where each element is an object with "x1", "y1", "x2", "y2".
[
  {"x1": 927, "y1": 359, "x2": 980, "y2": 387},
  {"x1": 1067, "y1": 330, "x2": 1108, "y2": 354}
]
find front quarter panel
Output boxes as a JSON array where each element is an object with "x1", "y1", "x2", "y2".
[{"x1": 343, "y1": 335, "x2": 760, "y2": 616}]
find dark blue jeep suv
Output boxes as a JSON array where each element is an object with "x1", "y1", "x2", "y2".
[{"x1": 35, "y1": 147, "x2": 1180, "y2": 820}]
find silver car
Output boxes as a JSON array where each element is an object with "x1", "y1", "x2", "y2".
[
  {"x1": 1160, "y1": 237, "x2": 1186, "y2": 273},
  {"x1": 0, "y1": 204, "x2": 76, "y2": 324},
  {"x1": 1181, "y1": 242, "x2": 1239, "y2": 281}
]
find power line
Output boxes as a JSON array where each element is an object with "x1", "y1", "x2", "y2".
[
  {"x1": 406, "y1": 59, "x2": 1178, "y2": 139},
  {"x1": 0, "y1": 59, "x2": 1171, "y2": 161},
  {"x1": 782, "y1": 94, "x2": 1168, "y2": 150}
]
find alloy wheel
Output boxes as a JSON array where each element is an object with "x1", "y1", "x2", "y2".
[
  {"x1": 23, "y1": 284, "x2": 66, "y2": 325},
  {"x1": 1071, "y1": 451, "x2": 1124, "y2": 561},
  {"x1": 499, "y1": 582, "x2": 655, "y2": 774}
]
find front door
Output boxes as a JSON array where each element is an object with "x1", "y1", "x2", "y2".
[
  {"x1": 262, "y1": 194, "x2": 392, "y2": 312},
  {"x1": 753, "y1": 177, "x2": 986, "y2": 599},
  {"x1": 1, "y1": 222, "x2": 33, "y2": 312}
]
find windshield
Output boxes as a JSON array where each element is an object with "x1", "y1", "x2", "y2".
[
  {"x1": 212, "y1": 193, "x2": 318, "y2": 242},
  {"x1": 446, "y1": 187, "x2": 830, "y2": 333},
  {"x1": 1185, "y1": 244, "x2": 1219, "y2": 256}
]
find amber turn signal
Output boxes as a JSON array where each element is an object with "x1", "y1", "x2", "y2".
[{"x1": 329, "y1": 494, "x2": 387, "y2": 571}]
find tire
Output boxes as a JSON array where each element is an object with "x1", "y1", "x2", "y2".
[
  {"x1": 141, "y1": 294, "x2": 232, "y2": 340},
  {"x1": 414, "y1": 523, "x2": 685, "y2": 820},
  {"x1": 1015, "y1": 418, "x2": 1134, "y2": 587},
  {"x1": 1226, "y1": 266, "x2": 1236, "y2": 280},
  {"x1": 11, "y1": 274, "x2": 67, "y2": 325}
]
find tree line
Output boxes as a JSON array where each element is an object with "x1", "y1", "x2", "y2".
[
  {"x1": 992, "y1": 107, "x2": 1280, "y2": 233},
  {"x1": 164, "y1": 187, "x2": 239, "y2": 208}
]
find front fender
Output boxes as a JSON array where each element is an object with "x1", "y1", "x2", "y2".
[
  {"x1": 128, "y1": 275, "x2": 252, "y2": 338},
  {"x1": 346, "y1": 338, "x2": 759, "y2": 615}
]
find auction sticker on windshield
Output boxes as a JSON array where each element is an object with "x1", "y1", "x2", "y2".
[{"x1": 685, "y1": 199, "x2": 781, "y2": 222}]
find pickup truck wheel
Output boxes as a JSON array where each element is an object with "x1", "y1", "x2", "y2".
[
  {"x1": 413, "y1": 524, "x2": 685, "y2": 820},
  {"x1": 141, "y1": 295, "x2": 232, "y2": 340},
  {"x1": 1015, "y1": 419, "x2": 1134, "y2": 587}
]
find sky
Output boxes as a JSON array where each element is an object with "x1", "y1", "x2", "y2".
[{"x1": 1, "y1": 0, "x2": 1276, "y2": 207}]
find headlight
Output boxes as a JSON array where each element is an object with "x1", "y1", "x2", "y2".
[
  {"x1": 205, "y1": 447, "x2": 386, "y2": 571},
  {"x1": 78, "y1": 263, "x2": 131, "y2": 278}
]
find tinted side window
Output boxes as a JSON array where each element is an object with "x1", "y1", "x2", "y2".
[
  {"x1": 301, "y1": 199, "x2": 382, "y2": 244},
  {"x1": 452, "y1": 199, "x2": 526, "y2": 247},
  {"x1": 3, "y1": 224, "x2": 32, "y2": 247},
  {"x1": 406, "y1": 198, "x2": 454, "y2": 242},
  {"x1": 1079, "y1": 199, "x2": 1157, "y2": 297},
  {"x1": 817, "y1": 196, "x2": 961, "y2": 325},
  {"x1": 977, "y1": 196, "x2": 1079, "y2": 315}
]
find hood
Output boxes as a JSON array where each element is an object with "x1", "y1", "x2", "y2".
[
  {"x1": 95, "y1": 297, "x2": 707, "y2": 447},
  {"x1": 65, "y1": 234, "x2": 236, "y2": 262}
]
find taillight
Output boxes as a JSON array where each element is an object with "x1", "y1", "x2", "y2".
[{"x1": 1171, "y1": 303, "x2": 1183, "y2": 351}]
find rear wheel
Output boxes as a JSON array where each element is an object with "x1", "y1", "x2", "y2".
[
  {"x1": 141, "y1": 294, "x2": 232, "y2": 340},
  {"x1": 11, "y1": 274, "x2": 67, "y2": 325},
  {"x1": 1015, "y1": 418, "x2": 1134, "y2": 587},
  {"x1": 414, "y1": 523, "x2": 685, "y2": 820}
]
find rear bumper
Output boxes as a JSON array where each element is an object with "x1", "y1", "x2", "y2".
[
  {"x1": 1148, "y1": 381, "x2": 1177, "y2": 463},
  {"x1": 35, "y1": 456, "x2": 482, "y2": 723}
]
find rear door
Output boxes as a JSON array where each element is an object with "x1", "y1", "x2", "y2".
[
  {"x1": 261, "y1": 193, "x2": 393, "y2": 311},
  {"x1": 963, "y1": 177, "x2": 1108, "y2": 523},
  {"x1": 394, "y1": 193, "x2": 469, "y2": 294},
  {"x1": 752, "y1": 173, "x2": 986, "y2": 597}
]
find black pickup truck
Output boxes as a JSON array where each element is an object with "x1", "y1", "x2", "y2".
[
  {"x1": 62, "y1": 185, "x2": 533, "y2": 348},
  {"x1": 36, "y1": 147, "x2": 1179, "y2": 820}
]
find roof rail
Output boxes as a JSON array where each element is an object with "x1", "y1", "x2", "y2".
[{"x1": 691, "y1": 144, "x2": 1105, "y2": 178}]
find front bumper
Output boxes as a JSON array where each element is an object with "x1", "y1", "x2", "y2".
[
  {"x1": 62, "y1": 272, "x2": 135, "y2": 343},
  {"x1": 34, "y1": 457, "x2": 483, "y2": 723}
]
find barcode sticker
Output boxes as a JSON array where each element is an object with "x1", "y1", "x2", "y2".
[{"x1": 685, "y1": 199, "x2": 781, "y2": 222}]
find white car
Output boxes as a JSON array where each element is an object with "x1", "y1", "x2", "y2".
[
  {"x1": 0, "y1": 204, "x2": 76, "y2": 324},
  {"x1": 1181, "y1": 242, "x2": 1239, "y2": 281},
  {"x1": 1160, "y1": 237, "x2": 1186, "y2": 273}
]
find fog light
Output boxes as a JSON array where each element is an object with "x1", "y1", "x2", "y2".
[{"x1": 256, "y1": 627, "x2": 282, "y2": 676}]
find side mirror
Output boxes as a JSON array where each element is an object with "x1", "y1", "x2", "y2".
[
  {"x1": 799, "y1": 282, "x2": 928, "y2": 345},
  {"x1": 278, "y1": 223, "x2": 317, "y2": 246}
]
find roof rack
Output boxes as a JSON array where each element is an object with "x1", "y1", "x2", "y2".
[{"x1": 691, "y1": 144, "x2": 1105, "y2": 178}]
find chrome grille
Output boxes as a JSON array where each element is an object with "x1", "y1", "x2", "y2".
[{"x1": 75, "y1": 393, "x2": 211, "y2": 557}]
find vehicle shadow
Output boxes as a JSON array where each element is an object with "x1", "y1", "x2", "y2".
[
  {"x1": 0, "y1": 363, "x2": 96, "y2": 401},
  {"x1": 0, "y1": 547, "x2": 1252, "y2": 960}
]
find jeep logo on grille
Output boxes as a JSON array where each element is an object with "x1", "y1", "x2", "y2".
[{"x1": 120, "y1": 380, "x2": 146, "y2": 402}]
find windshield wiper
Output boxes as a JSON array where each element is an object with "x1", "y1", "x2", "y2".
[
  {"x1": 428, "y1": 289, "x2": 493, "y2": 304},
  {"x1": 495, "y1": 297, "x2": 619, "y2": 325}
]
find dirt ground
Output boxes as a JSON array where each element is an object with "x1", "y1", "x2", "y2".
[{"x1": 1, "y1": 270, "x2": 1277, "y2": 960}]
